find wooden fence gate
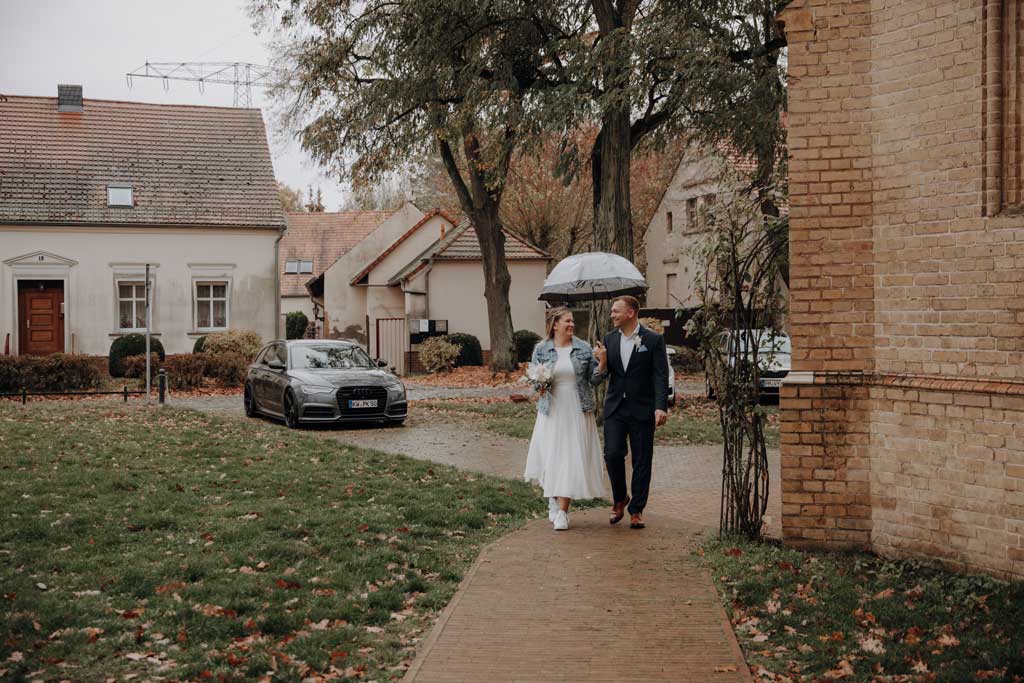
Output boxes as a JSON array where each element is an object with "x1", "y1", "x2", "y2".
[{"x1": 375, "y1": 318, "x2": 407, "y2": 376}]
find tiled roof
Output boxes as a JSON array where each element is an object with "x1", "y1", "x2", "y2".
[
  {"x1": 280, "y1": 211, "x2": 390, "y2": 296},
  {"x1": 0, "y1": 94, "x2": 285, "y2": 228},
  {"x1": 434, "y1": 219, "x2": 549, "y2": 260},
  {"x1": 348, "y1": 209, "x2": 457, "y2": 286},
  {"x1": 387, "y1": 218, "x2": 549, "y2": 285}
]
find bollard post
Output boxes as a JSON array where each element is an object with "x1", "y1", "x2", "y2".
[
  {"x1": 21, "y1": 387, "x2": 27, "y2": 405},
  {"x1": 123, "y1": 385, "x2": 128, "y2": 403},
  {"x1": 158, "y1": 369, "x2": 166, "y2": 404}
]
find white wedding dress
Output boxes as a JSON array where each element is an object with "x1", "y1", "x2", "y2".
[{"x1": 524, "y1": 346, "x2": 606, "y2": 499}]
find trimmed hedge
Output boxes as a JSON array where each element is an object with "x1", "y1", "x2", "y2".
[
  {"x1": 123, "y1": 353, "x2": 161, "y2": 381},
  {"x1": 513, "y1": 329, "x2": 542, "y2": 363},
  {"x1": 445, "y1": 332, "x2": 483, "y2": 367},
  {"x1": 205, "y1": 351, "x2": 249, "y2": 386},
  {"x1": 286, "y1": 311, "x2": 309, "y2": 340},
  {"x1": 164, "y1": 354, "x2": 206, "y2": 390},
  {"x1": 0, "y1": 354, "x2": 106, "y2": 392},
  {"x1": 109, "y1": 334, "x2": 166, "y2": 378}
]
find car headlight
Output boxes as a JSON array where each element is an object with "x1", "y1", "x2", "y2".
[
  {"x1": 299, "y1": 385, "x2": 336, "y2": 399},
  {"x1": 386, "y1": 382, "x2": 406, "y2": 399}
]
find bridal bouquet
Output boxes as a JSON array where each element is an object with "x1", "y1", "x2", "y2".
[{"x1": 523, "y1": 362, "x2": 555, "y2": 393}]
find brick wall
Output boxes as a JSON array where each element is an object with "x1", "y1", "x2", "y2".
[{"x1": 780, "y1": 0, "x2": 1024, "y2": 579}]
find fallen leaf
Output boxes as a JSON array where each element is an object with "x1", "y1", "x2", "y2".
[
  {"x1": 859, "y1": 636, "x2": 886, "y2": 654},
  {"x1": 824, "y1": 659, "x2": 854, "y2": 678},
  {"x1": 912, "y1": 660, "x2": 929, "y2": 674},
  {"x1": 714, "y1": 665, "x2": 738, "y2": 672}
]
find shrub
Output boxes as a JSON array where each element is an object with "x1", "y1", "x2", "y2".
[
  {"x1": 109, "y1": 334, "x2": 166, "y2": 377},
  {"x1": 445, "y1": 332, "x2": 483, "y2": 367},
  {"x1": 164, "y1": 354, "x2": 206, "y2": 390},
  {"x1": 202, "y1": 330, "x2": 263, "y2": 361},
  {"x1": 286, "y1": 311, "x2": 309, "y2": 340},
  {"x1": 193, "y1": 336, "x2": 207, "y2": 354},
  {"x1": 0, "y1": 354, "x2": 105, "y2": 392},
  {"x1": 418, "y1": 337, "x2": 459, "y2": 374},
  {"x1": 513, "y1": 329, "x2": 542, "y2": 363},
  {"x1": 123, "y1": 353, "x2": 161, "y2": 381},
  {"x1": 670, "y1": 345, "x2": 704, "y2": 373},
  {"x1": 205, "y1": 351, "x2": 249, "y2": 386},
  {"x1": 639, "y1": 317, "x2": 665, "y2": 335}
]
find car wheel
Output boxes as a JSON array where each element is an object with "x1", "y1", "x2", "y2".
[
  {"x1": 283, "y1": 390, "x2": 300, "y2": 429},
  {"x1": 244, "y1": 383, "x2": 257, "y2": 417}
]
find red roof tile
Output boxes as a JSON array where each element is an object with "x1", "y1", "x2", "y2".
[
  {"x1": 0, "y1": 95, "x2": 285, "y2": 228},
  {"x1": 280, "y1": 211, "x2": 390, "y2": 296}
]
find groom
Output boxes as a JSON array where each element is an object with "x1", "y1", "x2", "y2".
[{"x1": 593, "y1": 296, "x2": 670, "y2": 529}]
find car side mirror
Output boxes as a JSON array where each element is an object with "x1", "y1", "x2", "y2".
[
  {"x1": 268, "y1": 359, "x2": 286, "y2": 371},
  {"x1": 376, "y1": 359, "x2": 388, "y2": 368}
]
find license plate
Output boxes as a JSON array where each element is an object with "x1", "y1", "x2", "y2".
[
  {"x1": 348, "y1": 399, "x2": 378, "y2": 409},
  {"x1": 761, "y1": 378, "x2": 783, "y2": 388}
]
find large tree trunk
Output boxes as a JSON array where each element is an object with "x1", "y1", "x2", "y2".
[
  {"x1": 437, "y1": 133, "x2": 518, "y2": 373},
  {"x1": 473, "y1": 207, "x2": 517, "y2": 372}
]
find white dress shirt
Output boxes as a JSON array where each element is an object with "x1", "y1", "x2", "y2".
[{"x1": 619, "y1": 323, "x2": 641, "y2": 370}]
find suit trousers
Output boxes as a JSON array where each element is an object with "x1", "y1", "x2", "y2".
[{"x1": 603, "y1": 411, "x2": 656, "y2": 514}]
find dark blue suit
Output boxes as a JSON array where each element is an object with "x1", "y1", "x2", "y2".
[{"x1": 601, "y1": 325, "x2": 670, "y2": 514}]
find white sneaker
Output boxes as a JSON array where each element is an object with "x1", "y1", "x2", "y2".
[
  {"x1": 548, "y1": 497, "x2": 559, "y2": 522},
  {"x1": 553, "y1": 510, "x2": 569, "y2": 531}
]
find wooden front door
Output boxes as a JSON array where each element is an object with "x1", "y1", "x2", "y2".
[{"x1": 18, "y1": 285, "x2": 64, "y2": 355}]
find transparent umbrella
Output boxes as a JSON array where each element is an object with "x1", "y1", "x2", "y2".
[{"x1": 538, "y1": 252, "x2": 648, "y2": 303}]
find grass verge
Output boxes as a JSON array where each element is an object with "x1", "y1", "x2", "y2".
[
  {"x1": 0, "y1": 402, "x2": 545, "y2": 682},
  {"x1": 699, "y1": 535, "x2": 1024, "y2": 682},
  {"x1": 415, "y1": 396, "x2": 779, "y2": 447}
]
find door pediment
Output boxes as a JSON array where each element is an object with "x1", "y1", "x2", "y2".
[{"x1": 4, "y1": 251, "x2": 78, "y2": 267}]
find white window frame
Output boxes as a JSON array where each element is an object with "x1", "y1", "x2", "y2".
[
  {"x1": 116, "y1": 280, "x2": 151, "y2": 332},
  {"x1": 299, "y1": 259, "x2": 313, "y2": 274},
  {"x1": 107, "y1": 185, "x2": 133, "y2": 207},
  {"x1": 193, "y1": 280, "x2": 230, "y2": 332},
  {"x1": 285, "y1": 259, "x2": 300, "y2": 274}
]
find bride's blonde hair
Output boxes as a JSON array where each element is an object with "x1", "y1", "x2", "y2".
[{"x1": 545, "y1": 306, "x2": 573, "y2": 339}]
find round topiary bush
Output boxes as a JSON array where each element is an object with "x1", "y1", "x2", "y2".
[
  {"x1": 445, "y1": 332, "x2": 483, "y2": 367},
  {"x1": 286, "y1": 311, "x2": 309, "y2": 340},
  {"x1": 513, "y1": 329, "x2": 542, "y2": 363},
  {"x1": 418, "y1": 336, "x2": 460, "y2": 374},
  {"x1": 109, "y1": 334, "x2": 166, "y2": 377},
  {"x1": 202, "y1": 329, "x2": 263, "y2": 361}
]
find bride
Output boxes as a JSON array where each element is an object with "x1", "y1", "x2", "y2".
[{"x1": 524, "y1": 306, "x2": 606, "y2": 530}]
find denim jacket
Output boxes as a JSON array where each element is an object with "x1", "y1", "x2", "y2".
[{"x1": 530, "y1": 336, "x2": 605, "y2": 416}]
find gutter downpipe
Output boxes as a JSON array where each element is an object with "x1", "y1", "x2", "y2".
[{"x1": 274, "y1": 225, "x2": 286, "y2": 340}]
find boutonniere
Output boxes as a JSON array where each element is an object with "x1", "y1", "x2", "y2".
[{"x1": 632, "y1": 335, "x2": 641, "y2": 349}]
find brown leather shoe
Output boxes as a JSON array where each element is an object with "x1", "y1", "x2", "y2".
[
  {"x1": 629, "y1": 513, "x2": 645, "y2": 529},
  {"x1": 609, "y1": 496, "x2": 630, "y2": 525}
]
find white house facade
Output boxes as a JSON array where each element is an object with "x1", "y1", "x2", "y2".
[{"x1": 0, "y1": 86, "x2": 286, "y2": 356}]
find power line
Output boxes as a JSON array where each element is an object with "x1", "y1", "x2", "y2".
[{"x1": 125, "y1": 61, "x2": 278, "y2": 108}]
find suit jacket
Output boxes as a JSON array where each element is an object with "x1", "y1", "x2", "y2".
[{"x1": 599, "y1": 325, "x2": 670, "y2": 421}]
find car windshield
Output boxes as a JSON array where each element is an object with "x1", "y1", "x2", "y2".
[{"x1": 290, "y1": 344, "x2": 373, "y2": 370}]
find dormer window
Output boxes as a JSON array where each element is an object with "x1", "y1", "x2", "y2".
[
  {"x1": 107, "y1": 185, "x2": 133, "y2": 207},
  {"x1": 285, "y1": 259, "x2": 313, "y2": 274}
]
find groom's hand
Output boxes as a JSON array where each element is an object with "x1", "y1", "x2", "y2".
[
  {"x1": 593, "y1": 341, "x2": 607, "y2": 370},
  {"x1": 655, "y1": 409, "x2": 668, "y2": 427}
]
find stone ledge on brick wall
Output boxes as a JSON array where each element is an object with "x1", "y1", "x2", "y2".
[{"x1": 807, "y1": 371, "x2": 1024, "y2": 397}]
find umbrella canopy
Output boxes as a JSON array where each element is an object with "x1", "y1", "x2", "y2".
[{"x1": 539, "y1": 252, "x2": 648, "y2": 303}]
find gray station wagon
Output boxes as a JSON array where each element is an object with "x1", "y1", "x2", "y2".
[{"x1": 243, "y1": 339, "x2": 407, "y2": 428}]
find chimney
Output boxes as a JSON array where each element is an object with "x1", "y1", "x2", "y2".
[{"x1": 57, "y1": 84, "x2": 83, "y2": 112}]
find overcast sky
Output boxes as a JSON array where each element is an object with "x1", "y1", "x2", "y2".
[{"x1": 0, "y1": 0, "x2": 348, "y2": 209}]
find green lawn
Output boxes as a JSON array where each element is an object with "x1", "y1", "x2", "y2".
[
  {"x1": 700, "y1": 535, "x2": 1024, "y2": 682},
  {"x1": 0, "y1": 402, "x2": 545, "y2": 682},
  {"x1": 415, "y1": 396, "x2": 779, "y2": 447}
]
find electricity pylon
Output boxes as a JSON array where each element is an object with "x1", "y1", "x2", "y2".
[{"x1": 126, "y1": 61, "x2": 277, "y2": 108}]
